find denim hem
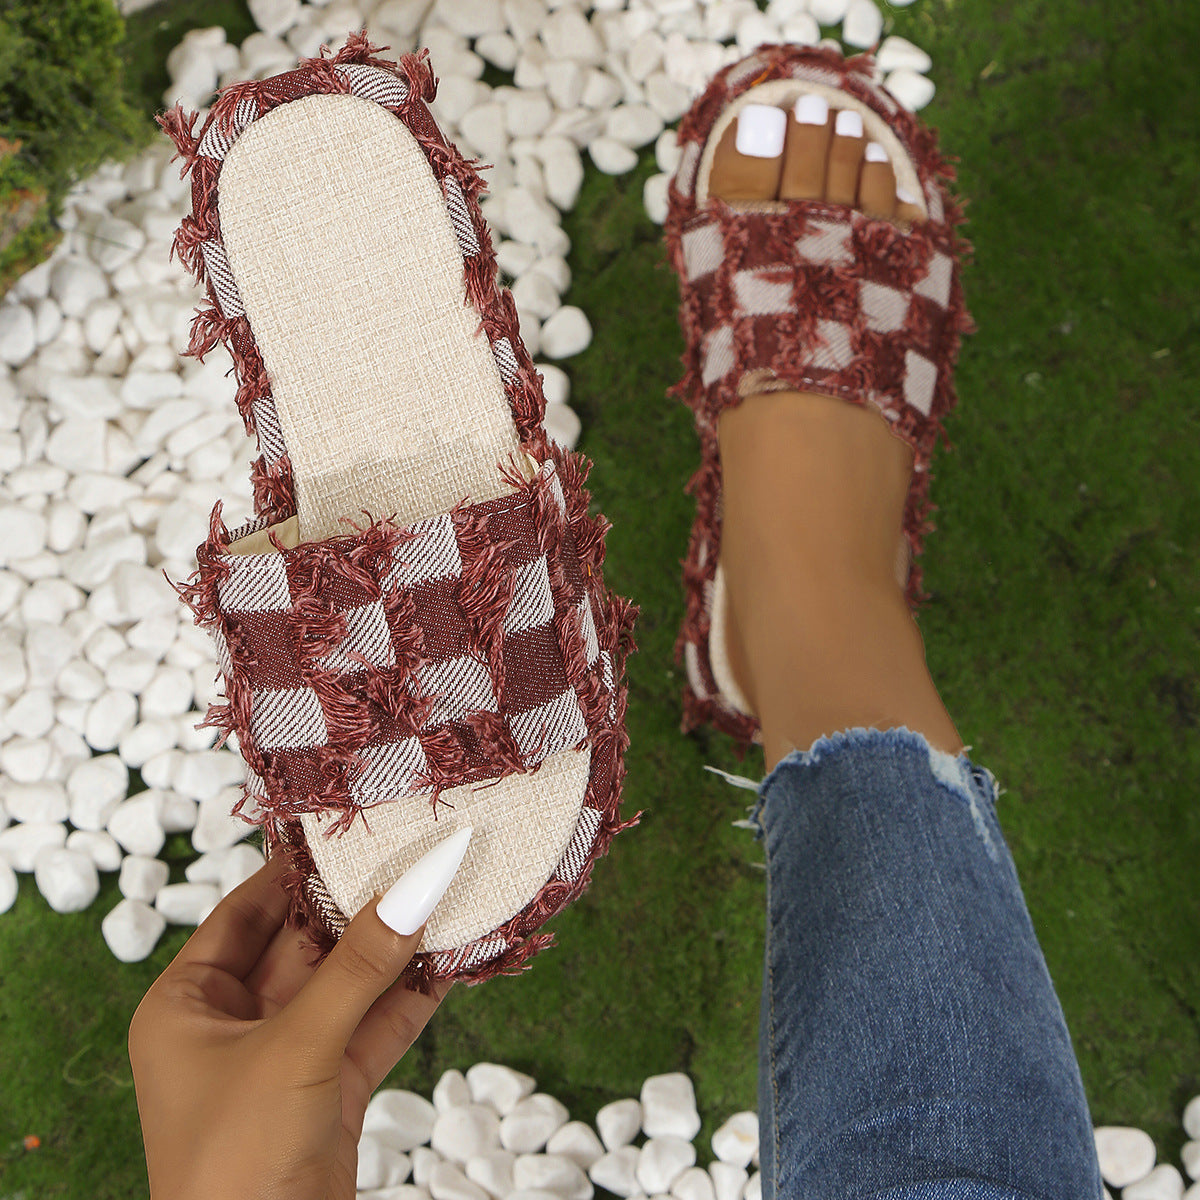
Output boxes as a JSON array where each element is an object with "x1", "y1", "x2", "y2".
[{"x1": 741, "y1": 725, "x2": 1003, "y2": 849}]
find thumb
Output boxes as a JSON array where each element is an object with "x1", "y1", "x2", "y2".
[{"x1": 280, "y1": 826, "x2": 472, "y2": 1063}]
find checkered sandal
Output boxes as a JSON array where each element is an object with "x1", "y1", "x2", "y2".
[
  {"x1": 664, "y1": 44, "x2": 975, "y2": 758},
  {"x1": 158, "y1": 35, "x2": 640, "y2": 991}
]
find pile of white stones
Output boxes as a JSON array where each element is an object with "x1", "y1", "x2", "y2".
[
  {"x1": 0, "y1": 0, "x2": 935, "y2": 961},
  {"x1": 355, "y1": 1068, "x2": 760, "y2": 1199},
  {"x1": 349, "y1": 1067, "x2": 1200, "y2": 1199}
]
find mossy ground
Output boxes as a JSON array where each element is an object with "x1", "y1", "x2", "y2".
[{"x1": 1, "y1": 0, "x2": 1197, "y2": 1194}]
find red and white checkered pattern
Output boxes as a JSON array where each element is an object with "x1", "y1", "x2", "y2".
[
  {"x1": 211, "y1": 458, "x2": 610, "y2": 814},
  {"x1": 664, "y1": 43, "x2": 975, "y2": 756}
]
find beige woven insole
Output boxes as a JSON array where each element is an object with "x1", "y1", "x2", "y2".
[
  {"x1": 219, "y1": 92, "x2": 590, "y2": 952},
  {"x1": 695, "y1": 80, "x2": 919, "y2": 720}
]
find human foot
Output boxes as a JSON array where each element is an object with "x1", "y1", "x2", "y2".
[
  {"x1": 706, "y1": 88, "x2": 964, "y2": 765},
  {"x1": 665, "y1": 47, "x2": 975, "y2": 763}
]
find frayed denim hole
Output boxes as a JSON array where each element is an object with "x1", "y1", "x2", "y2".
[{"x1": 926, "y1": 740, "x2": 1001, "y2": 863}]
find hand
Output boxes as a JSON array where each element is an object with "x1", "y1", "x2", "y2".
[{"x1": 128, "y1": 850, "x2": 452, "y2": 1200}]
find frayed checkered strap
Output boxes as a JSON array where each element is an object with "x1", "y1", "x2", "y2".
[
  {"x1": 205, "y1": 458, "x2": 612, "y2": 829},
  {"x1": 675, "y1": 203, "x2": 957, "y2": 431}
]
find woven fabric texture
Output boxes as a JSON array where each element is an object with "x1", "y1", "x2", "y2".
[
  {"x1": 161, "y1": 37, "x2": 641, "y2": 990},
  {"x1": 662, "y1": 43, "x2": 976, "y2": 758}
]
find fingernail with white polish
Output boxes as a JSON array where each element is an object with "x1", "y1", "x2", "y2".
[
  {"x1": 834, "y1": 109, "x2": 864, "y2": 139},
  {"x1": 864, "y1": 141, "x2": 888, "y2": 163},
  {"x1": 377, "y1": 826, "x2": 472, "y2": 936},
  {"x1": 794, "y1": 93, "x2": 829, "y2": 126},
  {"x1": 735, "y1": 104, "x2": 787, "y2": 157},
  {"x1": 896, "y1": 184, "x2": 919, "y2": 205}
]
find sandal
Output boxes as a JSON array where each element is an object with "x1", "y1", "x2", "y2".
[
  {"x1": 663, "y1": 44, "x2": 975, "y2": 758},
  {"x1": 159, "y1": 34, "x2": 640, "y2": 991}
]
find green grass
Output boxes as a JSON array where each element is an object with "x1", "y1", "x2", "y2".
[{"x1": 2, "y1": 0, "x2": 1199, "y2": 1194}]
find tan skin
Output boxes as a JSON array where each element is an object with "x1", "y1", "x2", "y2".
[
  {"x1": 129, "y1": 849, "x2": 451, "y2": 1199},
  {"x1": 129, "y1": 83, "x2": 962, "y2": 1200}
]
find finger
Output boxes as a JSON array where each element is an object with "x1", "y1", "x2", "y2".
[
  {"x1": 276, "y1": 827, "x2": 471, "y2": 1076},
  {"x1": 347, "y1": 976, "x2": 454, "y2": 1099},
  {"x1": 168, "y1": 849, "x2": 294, "y2": 982}
]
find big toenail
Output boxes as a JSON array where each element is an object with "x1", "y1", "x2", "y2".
[
  {"x1": 834, "y1": 109, "x2": 864, "y2": 138},
  {"x1": 864, "y1": 141, "x2": 888, "y2": 163},
  {"x1": 736, "y1": 104, "x2": 788, "y2": 157},
  {"x1": 794, "y1": 93, "x2": 829, "y2": 125}
]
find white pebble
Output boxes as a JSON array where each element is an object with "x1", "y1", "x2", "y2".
[
  {"x1": 467, "y1": 1063, "x2": 538, "y2": 1116},
  {"x1": 461, "y1": 104, "x2": 510, "y2": 161},
  {"x1": 34, "y1": 846, "x2": 100, "y2": 913},
  {"x1": 0, "y1": 736, "x2": 53, "y2": 784},
  {"x1": 542, "y1": 9, "x2": 603, "y2": 64},
  {"x1": 842, "y1": 0, "x2": 882, "y2": 47},
  {"x1": 606, "y1": 103, "x2": 663, "y2": 149},
  {"x1": 1185, "y1": 1096, "x2": 1200, "y2": 1140},
  {"x1": 477, "y1": 31, "x2": 519, "y2": 71},
  {"x1": 643, "y1": 172, "x2": 670, "y2": 224},
  {"x1": 65, "y1": 829, "x2": 124, "y2": 872},
  {"x1": 512, "y1": 270, "x2": 562, "y2": 320},
  {"x1": 119, "y1": 854, "x2": 171, "y2": 903},
  {"x1": 711, "y1": 1112, "x2": 757, "y2": 1168},
  {"x1": 365, "y1": 1089, "x2": 439, "y2": 1153},
  {"x1": 428, "y1": 1159, "x2": 488, "y2": 1200},
  {"x1": 500, "y1": 1094, "x2": 570, "y2": 1154},
  {"x1": 876, "y1": 35, "x2": 933, "y2": 74},
  {"x1": 432, "y1": 1105, "x2": 503, "y2": 1163},
  {"x1": 4, "y1": 688, "x2": 56, "y2": 739},
  {"x1": 542, "y1": 144, "x2": 585, "y2": 211},
  {"x1": 743, "y1": 1170, "x2": 761, "y2": 1200},
  {"x1": 217, "y1": 843, "x2": 265, "y2": 894},
  {"x1": 513, "y1": 1153, "x2": 591, "y2": 1199},
  {"x1": 50, "y1": 259, "x2": 109, "y2": 318},
  {"x1": 507, "y1": 91, "x2": 554, "y2": 138},
  {"x1": 413, "y1": 1145, "x2": 442, "y2": 1187},
  {"x1": 1182, "y1": 1142, "x2": 1200, "y2": 1181},
  {"x1": 581, "y1": 68, "x2": 622, "y2": 111},
  {"x1": 155, "y1": 880, "x2": 219, "y2": 925},
  {"x1": 1125, "y1": 1166, "x2": 1185, "y2": 1200},
  {"x1": 175, "y1": 749, "x2": 244, "y2": 802},
  {"x1": 672, "y1": 1166, "x2": 716, "y2": 1200},
  {"x1": 546, "y1": 1121, "x2": 605, "y2": 1172},
  {"x1": 1095, "y1": 1127, "x2": 1157, "y2": 1189},
  {"x1": 637, "y1": 1137, "x2": 696, "y2": 1195},
  {"x1": 645, "y1": 74, "x2": 690, "y2": 124},
  {"x1": 589, "y1": 1147, "x2": 641, "y2": 1198},
  {"x1": 0, "y1": 504, "x2": 47, "y2": 564},
  {"x1": 536, "y1": 363, "x2": 570, "y2": 407},
  {"x1": 546, "y1": 60, "x2": 585, "y2": 110},
  {"x1": 807, "y1": 0, "x2": 850, "y2": 23},
  {"x1": 885, "y1": 69, "x2": 936, "y2": 112},
  {"x1": 248, "y1": 0, "x2": 301, "y2": 36},
  {"x1": 102, "y1": 897, "x2": 167, "y2": 962},
  {"x1": 109, "y1": 792, "x2": 166, "y2": 857},
  {"x1": 589, "y1": 137, "x2": 638, "y2": 175},
  {"x1": 641, "y1": 1074, "x2": 701, "y2": 1142},
  {"x1": 84, "y1": 688, "x2": 138, "y2": 751},
  {"x1": 2, "y1": 781, "x2": 68, "y2": 824},
  {"x1": 0, "y1": 821, "x2": 67, "y2": 872},
  {"x1": 597, "y1": 1098, "x2": 642, "y2": 1151},
  {"x1": 0, "y1": 858, "x2": 18, "y2": 914},
  {"x1": 465, "y1": 1149, "x2": 516, "y2": 1198},
  {"x1": 140, "y1": 666, "x2": 195, "y2": 719},
  {"x1": 540, "y1": 307, "x2": 592, "y2": 359},
  {"x1": 0, "y1": 303, "x2": 36, "y2": 366},
  {"x1": 708, "y1": 1161, "x2": 747, "y2": 1200}
]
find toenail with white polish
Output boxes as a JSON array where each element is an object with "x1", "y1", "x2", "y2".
[
  {"x1": 896, "y1": 184, "x2": 919, "y2": 204},
  {"x1": 794, "y1": 93, "x2": 829, "y2": 126},
  {"x1": 735, "y1": 104, "x2": 788, "y2": 157},
  {"x1": 864, "y1": 141, "x2": 888, "y2": 163},
  {"x1": 834, "y1": 109, "x2": 864, "y2": 138}
]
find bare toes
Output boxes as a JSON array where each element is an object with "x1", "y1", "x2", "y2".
[
  {"x1": 708, "y1": 103, "x2": 786, "y2": 203},
  {"x1": 779, "y1": 94, "x2": 831, "y2": 202},
  {"x1": 825, "y1": 108, "x2": 866, "y2": 207},
  {"x1": 858, "y1": 141, "x2": 897, "y2": 220}
]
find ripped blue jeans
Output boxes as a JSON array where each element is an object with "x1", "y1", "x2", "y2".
[{"x1": 717, "y1": 727, "x2": 1103, "y2": 1200}]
